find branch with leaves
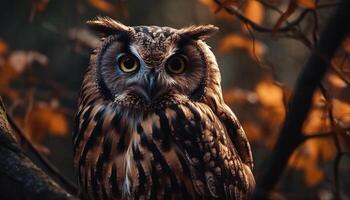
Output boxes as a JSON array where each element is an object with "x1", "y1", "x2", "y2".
[
  {"x1": 248, "y1": 0, "x2": 350, "y2": 198},
  {"x1": 205, "y1": 0, "x2": 350, "y2": 198},
  {"x1": 0, "y1": 97, "x2": 77, "y2": 200}
]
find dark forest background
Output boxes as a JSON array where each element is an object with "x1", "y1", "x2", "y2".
[{"x1": 0, "y1": 0, "x2": 349, "y2": 199}]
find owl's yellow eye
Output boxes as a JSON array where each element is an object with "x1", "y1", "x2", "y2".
[
  {"x1": 118, "y1": 54, "x2": 139, "y2": 73},
  {"x1": 166, "y1": 55, "x2": 187, "y2": 74}
]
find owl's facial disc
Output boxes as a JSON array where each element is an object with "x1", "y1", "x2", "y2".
[
  {"x1": 98, "y1": 37, "x2": 208, "y2": 106},
  {"x1": 91, "y1": 18, "x2": 219, "y2": 107}
]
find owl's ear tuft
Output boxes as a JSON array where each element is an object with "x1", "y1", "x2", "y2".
[
  {"x1": 178, "y1": 25, "x2": 219, "y2": 40},
  {"x1": 87, "y1": 16, "x2": 131, "y2": 36}
]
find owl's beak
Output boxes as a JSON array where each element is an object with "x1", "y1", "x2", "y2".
[{"x1": 143, "y1": 73, "x2": 159, "y2": 101}]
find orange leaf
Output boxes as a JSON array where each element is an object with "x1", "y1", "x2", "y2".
[
  {"x1": 303, "y1": 109, "x2": 330, "y2": 134},
  {"x1": 242, "y1": 122, "x2": 262, "y2": 143},
  {"x1": 288, "y1": 138, "x2": 335, "y2": 186},
  {"x1": 304, "y1": 162, "x2": 324, "y2": 186},
  {"x1": 223, "y1": 88, "x2": 258, "y2": 105},
  {"x1": 0, "y1": 62, "x2": 18, "y2": 99},
  {"x1": 0, "y1": 39, "x2": 8, "y2": 55},
  {"x1": 343, "y1": 37, "x2": 350, "y2": 54},
  {"x1": 218, "y1": 34, "x2": 248, "y2": 54},
  {"x1": 244, "y1": 0, "x2": 264, "y2": 25},
  {"x1": 255, "y1": 77, "x2": 286, "y2": 142},
  {"x1": 302, "y1": 90, "x2": 330, "y2": 134},
  {"x1": 296, "y1": 0, "x2": 316, "y2": 9},
  {"x1": 327, "y1": 73, "x2": 347, "y2": 89},
  {"x1": 333, "y1": 99, "x2": 350, "y2": 120},
  {"x1": 48, "y1": 111, "x2": 69, "y2": 136},
  {"x1": 218, "y1": 34, "x2": 266, "y2": 59},
  {"x1": 198, "y1": 0, "x2": 235, "y2": 21},
  {"x1": 88, "y1": 0, "x2": 115, "y2": 14},
  {"x1": 255, "y1": 78, "x2": 284, "y2": 108},
  {"x1": 24, "y1": 100, "x2": 69, "y2": 145}
]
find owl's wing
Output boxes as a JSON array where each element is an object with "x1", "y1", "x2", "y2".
[
  {"x1": 217, "y1": 104, "x2": 254, "y2": 170},
  {"x1": 168, "y1": 102, "x2": 254, "y2": 199}
]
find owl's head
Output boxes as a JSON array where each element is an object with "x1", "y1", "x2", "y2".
[{"x1": 88, "y1": 17, "x2": 222, "y2": 110}]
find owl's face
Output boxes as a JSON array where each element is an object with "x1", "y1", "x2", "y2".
[{"x1": 90, "y1": 17, "x2": 219, "y2": 109}]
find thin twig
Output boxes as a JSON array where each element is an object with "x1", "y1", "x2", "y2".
[
  {"x1": 255, "y1": 0, "x2": 283, "y2": 14},
  {"x1": 23, "y1": 88, "x2": 35, "y2": 134},
  {"x1": 244, "y1": 23, "x2": 265, "y2": 68},
  {"x1": 302, "y1": 131, "x2": 333, "y2": 141},
  {"x1": 213, "y1": 0, "x2": 310, "y2": 33},
  {"x1": 311, "y1": 10, "x2": 319, "y2": 45},
  {"x1": 331, "y1": 62, "x2": 350, "y2": 85}
]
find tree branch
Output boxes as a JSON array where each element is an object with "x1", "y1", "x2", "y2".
[
  {"x1": 0, "y1": 97, "x2": 77, "y2": 200},
  {"x1": 302, "y1": 131, "x2": 333, "y2": 141},
  {"x1": 213, "y1": 0, "x2": 310, "y2": 33},
  {"x1": 6, "y1": 112, "x2": 78, "y2": 194},
  {"x1": 253, "y1": 0, "x2": 350, "y2": 198}
]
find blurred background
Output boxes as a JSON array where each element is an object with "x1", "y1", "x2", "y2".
[{"x1": 0, "y1": 0, "x2": 349, "y2": 199}]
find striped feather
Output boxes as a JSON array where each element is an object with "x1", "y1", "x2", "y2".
[{"x1": 75, "y1": 98, "x2": 254, "y2": 199}]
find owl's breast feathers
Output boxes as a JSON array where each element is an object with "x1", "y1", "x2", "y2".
[{"x1": 73, "y1": 99, "x2": 254, "y2": 200}]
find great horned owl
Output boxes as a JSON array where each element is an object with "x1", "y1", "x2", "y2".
[{"x1": 73, "y1": 17, "x2": 255, "y2": 200}]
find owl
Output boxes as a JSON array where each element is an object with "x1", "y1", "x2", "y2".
[{"x1": 73, "y1": 17, "x2": 255, "y2": 200}]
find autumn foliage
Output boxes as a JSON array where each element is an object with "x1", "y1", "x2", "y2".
[
  {"x1": 199, "y1": 0, "x2": 350, "y2": 197},
  {"x1": 0, "y1": 0, "x2": 349, "y2": 199}
]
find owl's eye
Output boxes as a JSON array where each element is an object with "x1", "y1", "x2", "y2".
[
  {"x1": 166, "y1": 55, "x2": 187, "y2": 74},
  {"x1": 117, "y1": 54, "x2": 139, "y2": 73}
]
